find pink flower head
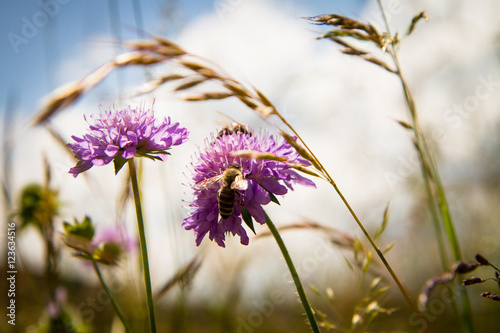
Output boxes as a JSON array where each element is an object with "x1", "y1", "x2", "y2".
[
  {"x1": 67, "y1": 104, "x2": 189, "y2": 177},
  {"x1": 91, "y1": 227, "x2": 138, "y2": 254},
  {"x1": 182, "y1": 126, "x2": 315, "y2": 247},
  {"x1": 79, "y1": 226, "x2": 137, "y2": 267}
]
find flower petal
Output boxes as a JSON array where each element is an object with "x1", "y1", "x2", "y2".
[
  {"x1": 246, "y1": 200, "x2": 266, "y2": 225},
  {"x1": 121, "y1": 147, "x2": 137, "y2": 159},
  {"x1": 259, "y1": 177, "x2": 288, "y2": 195},
  {"x1": 69, "y1": 160, "x2": 93, "y2": 178},
  {"x1": 253, "y1": 183, "x2": 271, "y2": 205},
  {"x1": 281, "y1": 169, "x2": 316, "y2": 188},
  {"x1": 105, "y1": 145, "x2": 120, "y2": 157}
]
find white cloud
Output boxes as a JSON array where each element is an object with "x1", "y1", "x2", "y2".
[{"x1": 7, "y1": 0, "x2": 500, "y2": 305}]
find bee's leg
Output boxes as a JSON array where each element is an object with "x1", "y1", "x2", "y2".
[{"x1": 236, "y1": 191, "x2": 244, "y2": 206}]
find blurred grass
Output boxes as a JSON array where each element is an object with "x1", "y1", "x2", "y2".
[{"x1": 3, "y1": 260, "x2": 500, "y2": 332}]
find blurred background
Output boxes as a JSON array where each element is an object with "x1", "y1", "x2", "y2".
[{"x1": 1, "y1": 0, "x2": 500, "y2": 331}]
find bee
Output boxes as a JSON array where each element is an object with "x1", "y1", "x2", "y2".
[
  {"x1": 195, "y1": 164, "x2": 248, "y2": 219},
  {"x1": 216, "y1": 122, "x2": 252, "y2": 139}
]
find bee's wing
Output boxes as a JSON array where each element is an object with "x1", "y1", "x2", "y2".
[
  {"x1": 230, "y1": 175, "x2": 248, "y2": 191},
  {"x1": 194, "y1": 175, "x2": 223, "y2": 190},
  {"x1": 215, "y1": 111, "x2": 239, "y2": 126}
]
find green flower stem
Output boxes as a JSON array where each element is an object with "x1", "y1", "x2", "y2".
[
  {"x1": 272, "y1": 110, "x2": 428, "y2": 331},
  {"x1": 128, "y1": 159, "x2": 157, "y2": 332},
  {"x1": 273, "y1": 114, "x2": 429, "y2": 332},
  {"x1": 264, "y1": 211, "x2": 320, "y2": 333},
  {"x1": 90, "y1": 257, "x2": 131, "y2": 333}
]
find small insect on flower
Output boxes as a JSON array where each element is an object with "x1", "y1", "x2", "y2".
[
  {"x1": 183, "y1": 125, "x2": 315, "y2": 247},
  {"x1": 195, "y1": 163, "x2": 248, "y2": 219},
  {"x1": 216, "y1": 122, "x2": 251, "y2": 138}
]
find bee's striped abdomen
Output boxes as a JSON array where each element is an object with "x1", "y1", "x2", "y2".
[{"x1": 218, "y1": 188, "x2": 236, "y2": 219}]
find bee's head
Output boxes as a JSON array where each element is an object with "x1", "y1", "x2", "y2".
[
  {"x1": 227, "y1": 163, "x2": 242, "y2": 171},
  {"x1": 224, "y1": 163, "x2": 244, "y2": 180}
]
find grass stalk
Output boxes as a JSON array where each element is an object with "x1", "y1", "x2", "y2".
[
  {"x1": 90, "y1": 257, "x2": 131, "y2": 333},
  {"x1": 271, "y1": 102, "x2": 429, "y2": 332},
  {"x1": 128, "y1": 159, "x2": 157, "y2": 332},
  {"x1": 376, "y1": 0, "x2": 473, "y2": 331},
  {"x1": 330, "y1": 182, "x2": 429, "y2": 332},
  {"x1": 420, "y1": 154, "x2": 450, "y2": 270},
  {"x1": 430, "y1": 154, "x2": 462, "y2": 262},
  {"x1": 264, "y1": 211, "x2": 320, "y2": 333}
]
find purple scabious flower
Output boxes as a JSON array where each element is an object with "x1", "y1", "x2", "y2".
[
  {"x1": 67, "y1": 104, "x2": 189, "y2": 177},
  {"x1": 182, "y1": 127, "x2": 315, "y2": 247}
]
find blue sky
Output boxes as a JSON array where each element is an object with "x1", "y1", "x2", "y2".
[{"x1": 1, "y1": 0, "x2": 367, "y2": 118}]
